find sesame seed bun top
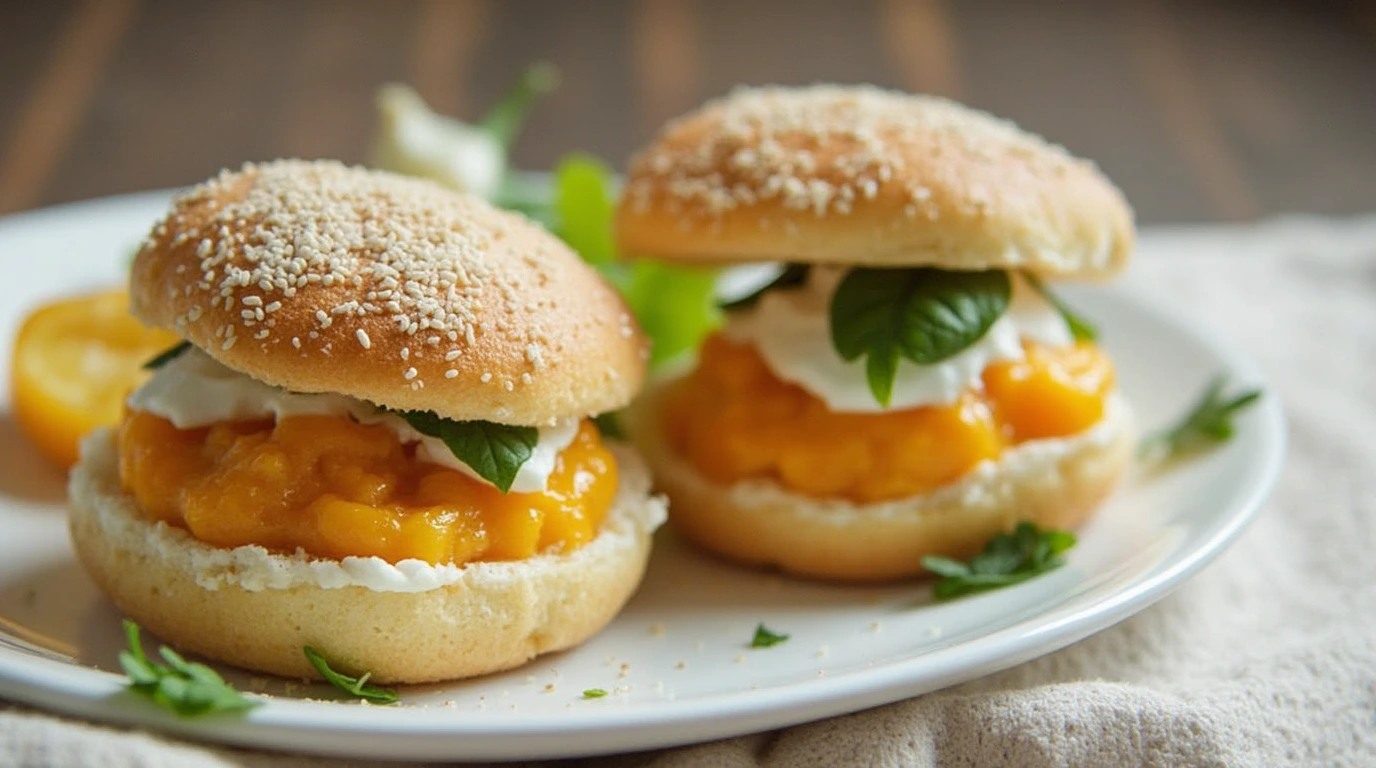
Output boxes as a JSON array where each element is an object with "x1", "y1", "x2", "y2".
[
  {"x1": 615, "y1": 85, "x2": 1135, "y2": 278},
  {"x1": 131, "y1": 160, "x2": 647, "y2": 426}
]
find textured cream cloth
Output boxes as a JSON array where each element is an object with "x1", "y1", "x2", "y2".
[{"x1": 5, "y1": 217, "x2": 1376, "y2": 767}]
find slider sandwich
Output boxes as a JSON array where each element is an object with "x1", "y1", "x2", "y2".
[
  {"x1": 617, "y1": 86, "x2": 1135, "y2": 582},
  {"x1": 69, "y1": 160, "x2": 665, "y2": 682}
]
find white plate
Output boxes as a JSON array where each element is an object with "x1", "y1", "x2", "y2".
[{"x1": 0, "y1": 190, "x2": 1285, "y2": 762}]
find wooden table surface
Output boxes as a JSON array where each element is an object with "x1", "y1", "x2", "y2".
[{"x1": 2, "y1": 0, "x2": 1373, "y2": 224}]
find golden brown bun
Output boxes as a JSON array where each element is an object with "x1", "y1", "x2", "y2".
[
  {"x1": 132, "y1": 160, "x2": 646, "y2": 426},
  {"x1": 629, "y1": 387, "x2": 1133, "y2": 583},
  {"x1": 69, "y1": 430, "x2": 666, "y2": 684},
  {"x1": 616, "y1": 85, "x2": 1134, "y2": 278}
]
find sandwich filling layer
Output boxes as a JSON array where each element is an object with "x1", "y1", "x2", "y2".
[
  {"x1": 120, "y1": 349, "x2": 619, "y2": 566},
  {"x1": 665, "y1": 267, "x2": 1116, "y2": 504}
]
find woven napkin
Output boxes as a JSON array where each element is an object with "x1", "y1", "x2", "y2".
[{"x1": 5, "y1": 216, "x2": 1376, "y2": 768}]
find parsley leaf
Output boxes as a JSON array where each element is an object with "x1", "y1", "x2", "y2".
[
  {"x1": 921, "y1": 522, "x2": 1077, "y2": 601},
  {"x1": 551, "y1": 155, "x2": 721, "y2": 367},
  {"x1": 582, "y1": 688, "x2": 609, "y2": 699},
  {"x1": 141, "y1": 341, "x2": 191, "y2": 370},
  {"x1": 749, "y1": 623, "x2": 790, "y2": 649},
  {"x1": 390, "y1": 410, "x2": 537, "y2": 493},
  {"x1": 478, "y1": 62, "x2": 560, "y2": 151},
  {"x1": 719, "y1": 264, "x2": 811, "y2": 311},
  {"x1": 1022, "y1": 272, "x2": 1097, "y2": 342},
  {"x1": 1140, "y1": 377, "x2": 1262, "y2": 463},
  {"x1": 118, "y1": 620, "x2": 258, "y2": 717},
  {"x1": 303, "y1": 647, "x2": 399, "y2": 705},
  {"x1": 830, "y1": 268, "x2": 1011, "y2": 406}
]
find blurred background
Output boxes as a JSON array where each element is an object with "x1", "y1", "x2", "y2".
[{"x1": 1, "y1": 0, "x2": 1373, "y2": 223}]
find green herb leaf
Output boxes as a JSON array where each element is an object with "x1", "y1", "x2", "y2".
[
  {"x1": 554, "y1": 153, "x2": 618, "y2": 266},
  {"x1": 1022, "y1": 272, "x2": 1097, "y2": 342},
  {"x1": 391, "y1": 410, "x2": 537, "y2": 493},
  {"x1": 624, "y1": 261, "x2": 721, "y2": 367},
  {"x1": 749, "y1": 623, "x2": 790, "y2": 649},
  {"x1": 830, "y1": 268, "x2": 1011, "y2": 406},
  {"x1": 1141, "y1": 377, "x2": 1263, "y2": 463},
  {"x1": 719, "y1": 264, "x2": 811, "y2": 311},
  {"x1": 478, "y1": 62, "x2": 560, "y2": 150},
  {"x1": 303, "y1": 647, "x2": 398, "y2": 705},
  {"x1": 592, "y1": 411, "x2": 625, "y2": 440},
  {"x1": 547, "y1": 154, "x2": 721, "y2": 366},
  {"x1": 582, "y1": 688, "x2": 609, "y2": 699},
  {"x1": 921, "y1": 522, "x2": 1076, "y2": 601},
  {"x1": 141, "y1": 341, "x2": 191, "y2": 370},
  {"x1": 119, "y1": 620, "x2": 258, "y2": 717}
]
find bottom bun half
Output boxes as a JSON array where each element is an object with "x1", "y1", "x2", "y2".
[
  {"x1": 69, "y1": 429, "x2": 666, "y2": 684},
  {"x1": 631, "y1": 388, "x2": 1134, "y2": 583}
]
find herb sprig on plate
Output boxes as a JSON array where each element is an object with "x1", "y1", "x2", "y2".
[
  {"x1": 749, "y1": 623, "x2": 790, "y2": 649},
  {"x1": 922, "y1": 522, "x2": 1076, "y2": 601},
  {"x1": 119, "y1": 620, "x2": 258, "y2": 717},
  {"x1": 1141, "y1": 377, "x2": 1262, "y2": 463},
  {"x1": 304, "y1": 647, "x2": 399, "y2": 704}
]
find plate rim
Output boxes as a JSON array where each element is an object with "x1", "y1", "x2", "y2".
[{"x1": 0, "y1": 190, "x2": 1286, "y2": 761}]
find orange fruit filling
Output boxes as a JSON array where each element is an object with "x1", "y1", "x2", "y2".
[
  {"x1": 118, "y1": 412, "x2": 617, "y2": 565},
  {"x1": 663, "y1": 333, "x2": 1114, "y2": 504},
  {"x1": 12, "y1": 289, "x2": 181, "y2": 467}
]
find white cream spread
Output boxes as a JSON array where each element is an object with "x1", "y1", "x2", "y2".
[
  {"x1": 723, "y1": 267, "x2": 1072, "y2": 413},
  {"x1": 126, "y1": 348, "x2": 576, "y2": 493}
]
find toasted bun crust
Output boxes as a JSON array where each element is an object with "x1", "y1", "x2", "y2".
[
  {"x1": 630, "y1": 387, "x2": 1133, "y2": 582},
  {"x1": 69, "y1": 430, "x2": 666, "y2": 684},
  {"x1": 132, "y1": 160, "x2": 647, "y2": 426},
  {"x1": 616, "y1": 85, "x2": 1134, "y2": 278}
]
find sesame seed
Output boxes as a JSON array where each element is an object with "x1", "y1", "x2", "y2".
[
  {"x1": 444, "y1": 369, "x2": 458, "y2": 379},
  {"x1": 355, "y1": 329, "x2": 371, "y2": 349},
  {"x1": 242, "y1": 295, "x2": 262, "y2": 307},
  {"x1": 403, "y1": 367, "x2": 418, "y2": 380},
  {"x1": 445, "y1": 350, "x2": 461, "y2": 361},
  {"x1": 480, "y1": 373, "x2": 493, "y2": 383}
]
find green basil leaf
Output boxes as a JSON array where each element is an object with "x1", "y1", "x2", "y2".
[
  {"x1": 1022, "y1": 272, "x2": 1098, "y2": 342},
  {"x1": 830, "y1": 268, "x2": 1011, "y2": 407},
  {"x1": 142, "y1": 341, "x2": 191, "y2": 370},
  {"x1": 304, "y1": 647, "x2": 399, "y2": 705},
  {"x1": 435, "y1": 420, "x2": 538, "y2": 494},
  {"x1": 719, "y1": 264, "x2": 811, "y2": 311},
  {"x1": 391, "y1": 410, "x2": 538, "y2": 493}
]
